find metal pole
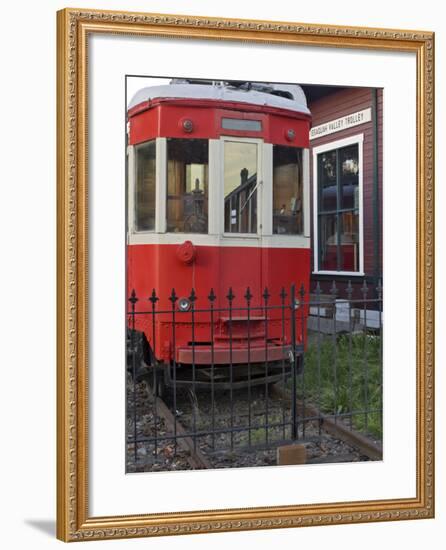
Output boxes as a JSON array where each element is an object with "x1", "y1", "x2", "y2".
[
  {"x1": 169, "y1": 289, "x2": 178, "y2": 454},
  {"x1": 150, "y1": 289, "x2": 159, "y2": 456},
  {"x1": 290, "y1": 284, "x2": 297, "y2": 440},
  {"x1": 129, "y1": 289, "x2": 138, "y2": 465}
]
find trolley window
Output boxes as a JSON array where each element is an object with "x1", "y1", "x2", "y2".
[
  {"x1": 134, "y1": 140, "x2": 156, "y2": 231},
  {"x1": 166, "y1": 139, "x2": 209, "y2": 233},
  {"x1": 224, "y1": 141, "x2": 258, "y2": 234},
  {"x1": 272, "y1": 145, "x2": 303, "y2": 235}
]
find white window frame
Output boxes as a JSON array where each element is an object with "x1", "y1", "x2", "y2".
[
  {"x1": 312, "y1": 133, "x2": 364, "y2": 276},
  {"x1": 220, "y1": 135, "x2": 264, "y2": 239},
  {"x1": 127, "y1": 144, "x2": 135, "y2": 240},
  {"x1": 128, "y1": 137, "x2": 311, "y2": 250},
  {"x1": 270, "y1": 145, "x2": 309, "y2": 241},
  {"x1": 127, "y1": 138, "x2": 165, "y2": 236},
  {"x1": 155, "y1": 137, "x2": 167, "y2": 234},
  {"x1": 163, "y1": 137, "x2": 215, "y2": 236}
]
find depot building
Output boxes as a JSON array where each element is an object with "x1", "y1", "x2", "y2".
[{"x1": 301, "y1": 84, "x2": 383, "y2": 296}]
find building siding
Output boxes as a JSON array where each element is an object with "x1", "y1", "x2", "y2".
[{"x1": 308, "y1": 87, "x2": 383, "y2": 296}]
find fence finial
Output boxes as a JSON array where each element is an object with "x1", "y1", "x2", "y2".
[
  {"x1": 149, "y1": 288, "x2": 159, "y2": 304},
  {"x1": 346, "y1": 280, "x2": 353, "y2": 300},
  {"x1": 361, "y1": 279, "x2": 369, "y2": 298},
  {"x1": 129, "y1": 289, "x2": 138, "y2": 305},
  {"x1": 169, "y1": 288, "x2": 178, "y2": 303},
  {"x1": 244, "y1": 287, "x2": 253, "y2": 302},
  {"x1": 376, "y1": 279, "x2": 383, "y2": 300},
  {"x1": 226, "y1": 287, "x2": 235, "y2": 303},
  {"x1": 208, "y1": 288, "x2": 216, "y2": 302}
]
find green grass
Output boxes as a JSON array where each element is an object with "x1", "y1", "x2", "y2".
[{"x1": 295, "y1": 333, "x2": 383, "y2": 439}]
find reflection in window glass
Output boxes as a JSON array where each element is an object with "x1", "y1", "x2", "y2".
[
  {"x1": 340, "y1": 145, "x2": 359, "y2": 210},
  {"x1": 224, "y1": 141, "x2": 258, "y2": 233},
  {"x1": 339, "y1": 210, "x2": 359, "y2": 271},
  {"x1": 167, "y1": 139, "x2": 209, "y2": 233},
  {"x1": 319, "y1": 150, "x2": 337, "y2": 212},
  {"x1": 319, "y1": 214, "x2": 338, "y2": 270},
  {"x1": 135, "y1": 140, "x2": 156, "y2": 231},
  {"x1": 273, "y1": 146, "x2": 303, "y2": 235},
  {"x1": 317, "y1": 143, "x2": 360, "y2": 272}
]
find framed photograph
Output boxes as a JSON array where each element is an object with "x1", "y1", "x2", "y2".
[{"x1": 57, "y1": 7, "x2": 434, "y2": 542}]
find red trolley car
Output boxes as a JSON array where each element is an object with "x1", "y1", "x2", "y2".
[{"x1": 127, "y1": 79, "x2": 312, "y2": 391}]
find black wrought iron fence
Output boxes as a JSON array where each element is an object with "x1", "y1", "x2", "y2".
[{"x1": 126, "y1": 280, "x2": 383, "y2": 470}]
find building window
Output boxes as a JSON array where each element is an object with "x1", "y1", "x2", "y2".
[
  {"x1": 316, "y1": 140, "x2": 361, "y2": 272},
  {"x1": 272, "y1": 145, "x2": 303, "y2": 235},
  {"x1": 166, "y1": 139, "x2": 209, "y2": 233},
  {"x1": 134, "y1": 140, "x2": 156, "y2": 231}
]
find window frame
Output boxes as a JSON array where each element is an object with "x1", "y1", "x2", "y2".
[
  {"x1": 128, "y1": 138, "x2": 165, "y2": 235},
  {"x1": 165, "y1": 137, "x2": 210, "y2": 235},
  {"x1": 312, "y1": 133, "x2": 364, "y2": 276},
  {"x1": 220, "y1": 135, "x2": 264, "y2": 239},
  {"x1": 128, "y1": 136, "x2": 311, "y2": 249},
  {"x1": 272, "y1": 144, "x2": 305, "y2": 237}
]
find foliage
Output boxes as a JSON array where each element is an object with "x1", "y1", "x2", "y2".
[{"x1": 296, "y1": 332, "x2": 382, "y2": 438}]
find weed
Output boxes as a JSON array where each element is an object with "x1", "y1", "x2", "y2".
[{"x1": 294, "y1": 333, "x2": 382, "y2": 438}]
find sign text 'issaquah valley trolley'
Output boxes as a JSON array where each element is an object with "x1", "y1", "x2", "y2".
[{"x1": 126, "y1": 80, "x2": 312, "y2": 392}]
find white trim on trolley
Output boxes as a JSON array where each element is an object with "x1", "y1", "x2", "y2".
[
  {"x1": 127, "y1": 136, "x2": 311, "y2": 249},
  {"x1": 128, "y1": 232, "x2": 311, "y2": 248},
  {"x1": 208, "y1": 139, "x2": 221, "y2": 236},
  {"x1": 127, "y1": 144, "x2": 135, "y2": 238},
  {"x1": 155, "y1": 138, "x2": 167, "y2": 233},
  {"x1": 303, "y1": 148, "x2": 311, "y2": 238},
  {"x1": 261, "y1": 142, "x2": 273, "y2": 237}
]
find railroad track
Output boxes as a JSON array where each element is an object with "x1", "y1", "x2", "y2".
[
  {"x1": 126, "y1": 378, "x2": 211, "y2": 471},
  {"x1": 127, "y1": 375, "x2": 382, "y2": 472},
  {"x1": 148, "y1": 390, "x2": 211, "y2": 469},
  {"x1": 269, "y1": 383, "x2": 383, "y2": 461}
]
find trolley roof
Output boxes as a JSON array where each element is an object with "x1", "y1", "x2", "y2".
[{"x1": 128, "y1": 80, "x2": 310, "y2": 116}]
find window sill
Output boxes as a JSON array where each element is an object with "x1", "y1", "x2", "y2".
[
  {"x1": 222, "y1": 233, "x2": 260, "y2": 239},
  {"x1": 312, "y1": 271, "x2": 365, "y2": 277}
]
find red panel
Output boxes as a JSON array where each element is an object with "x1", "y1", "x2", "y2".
[
  {"x1": 177, "y1": 344, "x2": 292, "y2": 365},
  {"x1": 129, "y1": 107, "x2": 160, "y2": 145},
  {"x1": 268, "y1": 113, "x2": 309, "y2": 148},
  {"x1": 127, "y1": 243, "x2": 310, "y2": 363},
  {"x1": 129, "y1": 99, "x2": 310, "y2": 147},
  {"x1": 218, "y1": 246, "x2": 262, "y2": 308}
]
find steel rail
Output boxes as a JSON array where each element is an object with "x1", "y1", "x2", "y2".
[
  {"x1": 144, "y1": 382, "x2": 212, "y2": 470},
  {"x1": 270, "y1": 383, "x2": 382, "y2": 461}
]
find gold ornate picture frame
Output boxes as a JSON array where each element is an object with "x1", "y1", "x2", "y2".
[{"x1": 57, "y1": 7, "x2": 434, "y2": 542}]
